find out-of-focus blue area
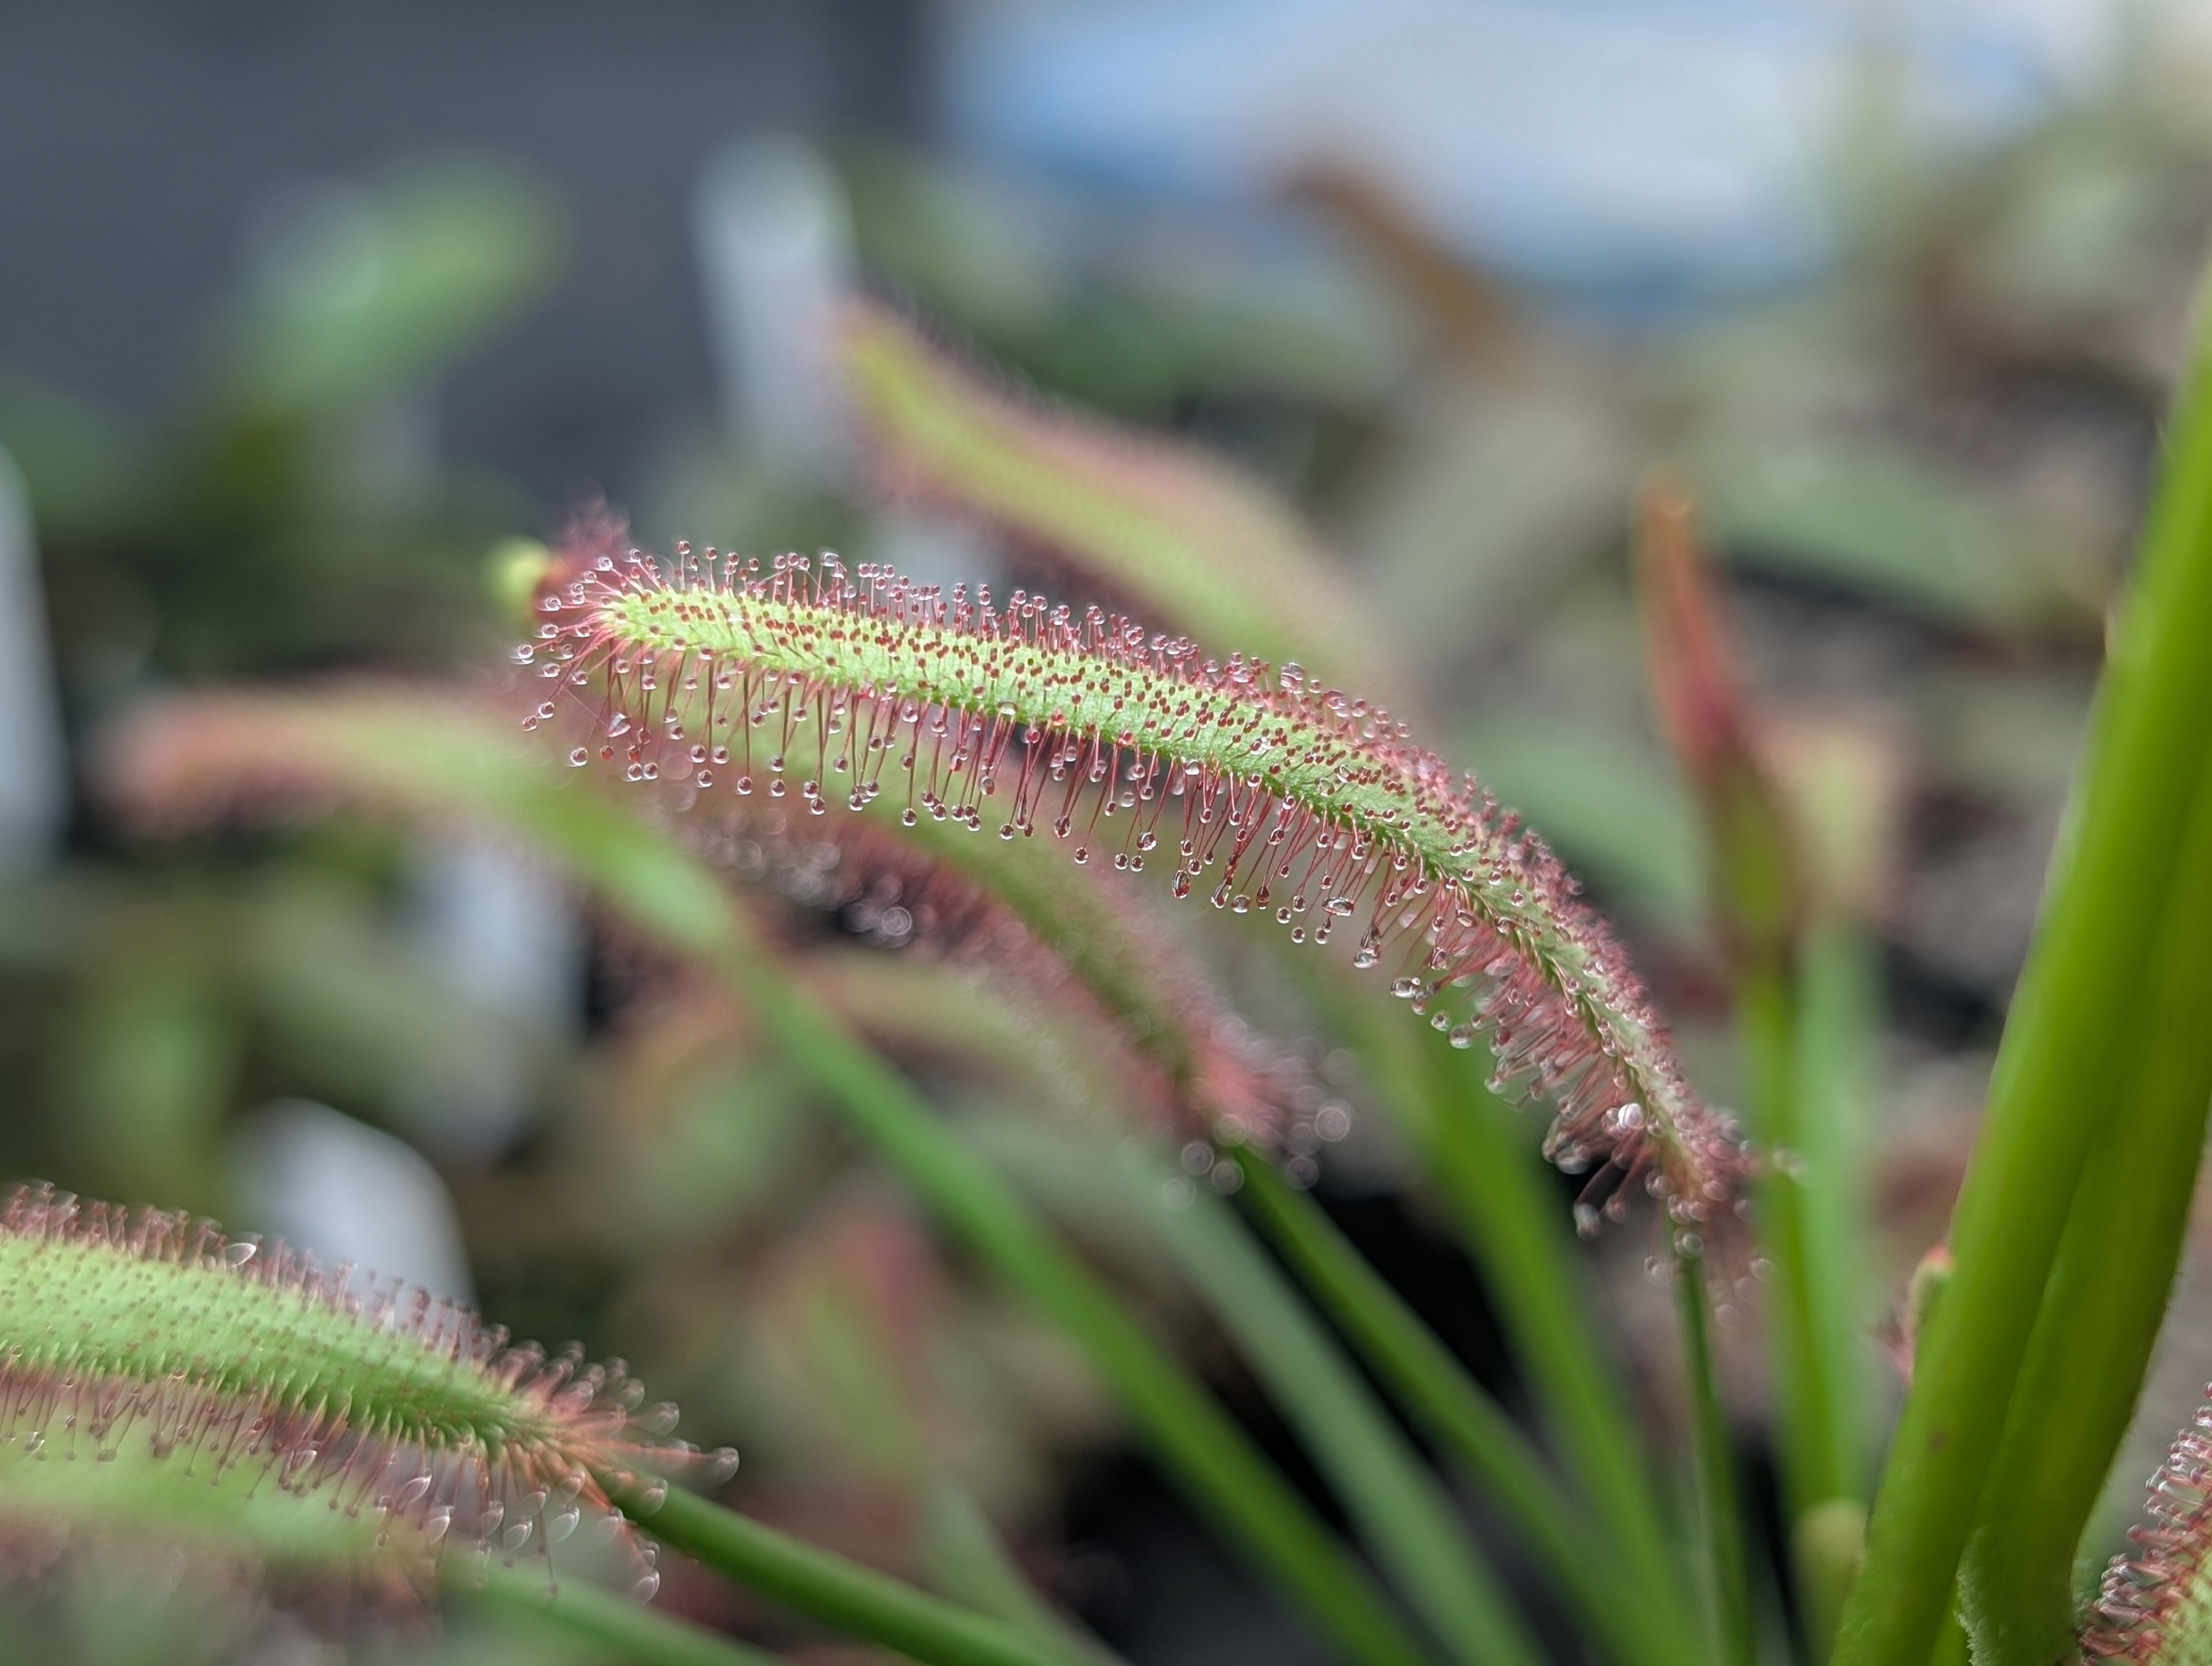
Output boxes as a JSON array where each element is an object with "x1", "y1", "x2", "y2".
[{"x1": 946, "y1": 0, "x2": 2118, "y2": 304}]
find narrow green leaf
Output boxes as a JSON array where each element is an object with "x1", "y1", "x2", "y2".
[
  {"x1": 1673, "y1": 1241, "x2": 1756, "y2": 1666},
  {"x1": 981, "y1": 1115, "x2": 1544, "y2": 1666},
  {"x1": 1319, "y1": 978, "x2": 1705, "y2": 1666},
  {"x1": 1230, "y1": 1149, "x2": 1677, "y2": 1666}
]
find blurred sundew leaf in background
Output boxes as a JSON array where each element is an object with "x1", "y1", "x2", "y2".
[
  {"x1": 220, "y1": 156, "x2": 565, "y2": 420},
  {"x1": 0, "y1": 159, "x2": 562, "y2": 691},
  {"x1": 836, "y1": 146, "x2": 1411, "y2": 416},
  {"x1": 1689, "y1": 443, "x2": 2105, "y2": 634},
  {"x1": 839, "y1": 302, "x2": 1405, "y2": 703}
]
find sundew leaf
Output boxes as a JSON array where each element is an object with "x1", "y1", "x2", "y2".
[
  {"x1": 2084, "y1": 1397, "x2": 2212, "y2": 1662},
  {"x1": 530, "y1": 533, "x2": 1744, "y2": 1226},
  {"x1": 716, "y1": 772, "x2": 1300, "y2": 1145},
  {"x1": 0, "y1": 1183, "x2": 730, "y2": 1592},
  {"x1": 840, "y1": 304, "x2": 1403, "y2": 703}
]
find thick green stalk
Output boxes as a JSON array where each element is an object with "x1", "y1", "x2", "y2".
[
  {"x1": 468, "y1": 1562, "x2": 795, "y2": 1666},
  {"x1": 1833, "y1": 306, "x2": 2212, "y2": 1666},
  {"x1": 1957, "y1": 754, "x2": 2212, "y2": 1665},
  {"x1": 1231, "y1": 1148, "x2": 1678, "y2": 1666},
  {"x1": 1674, "y1": 1243, "x2": 1757, "y2": 1666},
  {"x1": 618, "y1": 1484, "x2": 1086, "y2": 1666},
  {"x1": 1930, "y1": 1610, "x2": 1971, "y2": 1666}
]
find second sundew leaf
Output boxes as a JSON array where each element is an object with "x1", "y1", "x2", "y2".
[
  {"x1": 107, "y1": 682, "x2": 1286, "y2": 1150},
  {"x1": 0, "y1": 1183, "x2": 731, "y2": 1582},
  {"x1": 2084, "y1": 1394, "x2": 2212, "y2": 1663},
  {"x1": 533, "y1": 541, "x2": 1746, "y2": 1225},
  {"x1": 840, "y1": 304, "x2": 1403, "y2": 704}
]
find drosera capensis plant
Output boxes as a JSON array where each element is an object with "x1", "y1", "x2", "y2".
[
  {"x1": 57, "y1": 248, "x2": 2212, "y2": 1666},
  {"x1": 523, "y1": 529, "x2": 1748, "y2": 1229},
  {"x1": 525, "y1": 524, "x2": 1763, "y2": 1660}
]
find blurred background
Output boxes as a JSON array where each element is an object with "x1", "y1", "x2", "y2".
[{"x1": 4, "y1": 1, "x2": 2212, "y2": 1661}]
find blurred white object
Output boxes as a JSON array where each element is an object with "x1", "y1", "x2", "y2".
[
  {"x1": 944, "y1": 0, "x2": 2129, "y2": 300},
  {"x1": 239, "y1": 1098, "x2": 475, "y2": 1305},
  {"x1": 416, "y1": 832, "x2": 578, "y2": 1025},
  {"x1": 692, "y1": 134, "x2": 854, "y2": 471},
  {"x1": 408, "y1": 832, "x2": 580, "y2": 1157},
  {"x1": 0, "y1": 446, "x2": 66, "y2": 870}
]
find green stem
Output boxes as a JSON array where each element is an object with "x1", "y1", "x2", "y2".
[
  {"x1": 1791, "y1": 922, "x2": 1878, "y2": 1500},
  {"x1": 1231, "y1": 1147, "x2": 1678, "y2": 1666},
  {"x1": 1832, "y1": 302, "x2": 2212, "y2": 1666},
  {"x1": 619, "y1": 1484, "x2": 1085, "y2": 1666},
  {"x1": 1739, "y1": 962, "x2": 1840, "y2": 1519},
  {"x1": 1742, "y1": 941, "x2": 1874, "y2": 1665},
  {"x1": 1957, "y1": 754, "x2": 2212, "y2": 1665},
  {"x1": 1787, "y1": 926, "x2": 1880, "y2": 1664},
  {"x1": 1674, "y1": 1242, "x2": 1756, "y2": 1666},
  {"x1": 465, "y1": 1561, "x2": 795, "y2": 1666}
]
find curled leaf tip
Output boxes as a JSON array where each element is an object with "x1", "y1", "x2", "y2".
[
  {"x1": 526, "y1": 528, "x2": 1746, "y2": 1225},
  {"x1": 0, "y1": 1182, "x2": 735, "y2": 1587}
]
